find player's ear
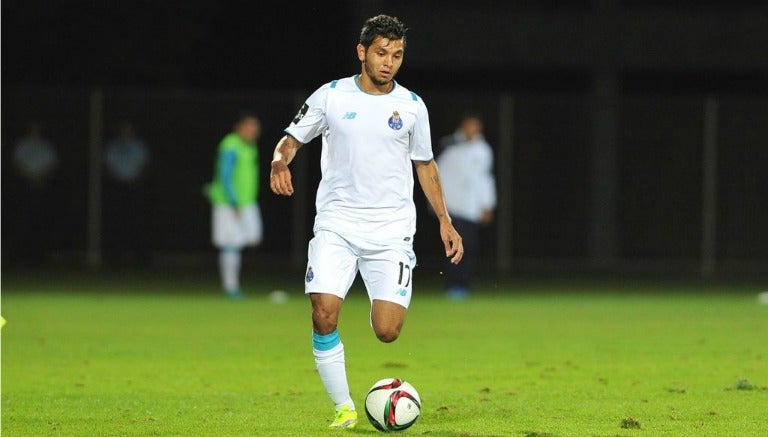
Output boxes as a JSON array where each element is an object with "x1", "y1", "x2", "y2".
[{"x1": 356, "y1": 44, "x2": 366, "y2": 62}]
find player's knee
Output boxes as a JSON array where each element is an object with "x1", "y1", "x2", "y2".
[
  {"x1": 374, "y1": 326, "x2": 401, "y2": 343},
  {"x1": 312, "y1": 307, "x2": 339, "y2": 333}
]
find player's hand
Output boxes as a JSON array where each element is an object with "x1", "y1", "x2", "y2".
[
  {"x1": 440, "y1": 220, "x2": 464, "y2": 264},
  {"x1": 270, "y1": 160, "x2": 294, "y2": 196}
]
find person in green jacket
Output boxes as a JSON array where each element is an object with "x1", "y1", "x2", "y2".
[{"x1": 206, "y1": 111, "x2": 263, "y2": 298}]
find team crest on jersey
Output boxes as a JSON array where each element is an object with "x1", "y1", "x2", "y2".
[
  {"x1": 305, "y1": 266, "x2": 314, "y2": 283},
  {"x1": 388, "y1": 111, "x2": 403, "y2": 130}
]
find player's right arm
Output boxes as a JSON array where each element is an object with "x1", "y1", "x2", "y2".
[
  {"x1": 270, "y1": 135, "x2": 303, "y2": 196},
  {"x1": 219, "y1": 150, "x2": 239, "y2": 208},
  {"x1": 271, "y1": 82, "x2": 331, "y2": 196}
]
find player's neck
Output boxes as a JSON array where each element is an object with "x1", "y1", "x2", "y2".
[{"x1": 356, "y1": 73, "x2": 393, "y2": 95}]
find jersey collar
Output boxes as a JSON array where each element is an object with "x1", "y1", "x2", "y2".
[{"x1": 354, "y1": 74, "x2": 397, "y2": 95}]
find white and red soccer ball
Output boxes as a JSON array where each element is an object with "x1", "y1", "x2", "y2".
[{"x1": 364, "y1": 378, "x2": 421, "y2": 432}]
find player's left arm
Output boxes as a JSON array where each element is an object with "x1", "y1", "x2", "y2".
[{"x1": 414, "y1": 159, "x2": 464, "y2": 264}]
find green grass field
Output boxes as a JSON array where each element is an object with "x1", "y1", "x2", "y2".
[{"x1": 2, "y1": 270, "x2": 767, "y2": 436}]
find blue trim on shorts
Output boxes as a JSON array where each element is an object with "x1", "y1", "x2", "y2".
[{"x1": 312, "y1": 329, "x2": 340, "y2": 351}]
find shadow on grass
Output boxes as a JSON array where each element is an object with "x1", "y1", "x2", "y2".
[
  {"x1": 347, "y1": 425, "x2": 510, "y2": 436},
  {"x1": 357, "y1": 432, "x2": 511, "y2": 437}
]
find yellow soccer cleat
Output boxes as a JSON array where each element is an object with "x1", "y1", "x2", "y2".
[{"x1": 329, "y1": 405, "x2": 357, "y2": 429}]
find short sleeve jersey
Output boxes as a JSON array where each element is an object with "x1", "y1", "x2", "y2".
[{"x1": 285, "y1": 75, "x2": 433, "y2": 245}]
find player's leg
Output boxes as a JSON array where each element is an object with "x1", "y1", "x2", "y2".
[
  {"x1": 359, "y1": 245, "x2": 415, "y2": 342},
  {"x1": 212, "y1": 205, "x2": 244, "y2": 297},
  {"x1": 370, "y1": 299, "x2": 407, "y2": 343},
  {"x1": 241, "y1": 204, "x2": 263, "y2": 248},
  {"x1": 219, "y1": 248, "x2": 242, "y2": 296},
  {"x1": 305, "y1": 231, "x2": 359, "y2": 427},
  {"x1": 310, "y1": 293, "x2": 354, "y2": 412}
]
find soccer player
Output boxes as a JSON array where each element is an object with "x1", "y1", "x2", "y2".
[
  {"x1": 435, "y1": 113, "x2": 497, "y2": 300},
  {"x1": 206, "y1": 112, "x2": 263, "y2": 298},
  {"x1": 270, "y1": 14, "x2": 463, "y2": 429}
]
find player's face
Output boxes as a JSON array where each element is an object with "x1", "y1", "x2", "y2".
[
  {"x1": 358, "y1": 36, "x2": 405, "y2": 87},
  {"x1": 236, "y1": 117, "x2": 260, "y2": 142},
  {"x1": 461, "y1": 118, "x2": 483, "y2": 140}
]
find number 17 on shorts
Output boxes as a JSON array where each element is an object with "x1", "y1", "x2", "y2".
[{"x1": 305, "y1": 230, "x2": 416, "y2": 308}]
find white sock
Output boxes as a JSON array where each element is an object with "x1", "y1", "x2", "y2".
[
  {"x1": 314, "y1": 342, "x2": 354, "y2": 410},
  {"x1": 219, "y1": 249, "x2": 241, "y2": 292}
]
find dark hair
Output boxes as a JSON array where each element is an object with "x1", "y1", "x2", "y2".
[
  {"x1": 459, "y1": 111, "x2": 484, "y2": 124},
  {"x1": 234, "y1": 110, "x2": 259, "y2": 125},
  {"x1": 359, "y1": 14, "x2": 408, "y2": 50}
]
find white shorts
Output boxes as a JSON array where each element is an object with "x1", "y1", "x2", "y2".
[
  {"x1": 304, "y1": 230, "x2": 417, "y2": 308},
  {"x1": 212, "y1": 204, "x2": 263, "y2": 249}
]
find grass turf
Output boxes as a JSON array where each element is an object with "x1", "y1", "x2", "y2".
[{"x1": 2, "y1": 272, "x2": 767, "y2": 436}]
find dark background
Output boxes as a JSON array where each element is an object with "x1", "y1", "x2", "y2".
[
  {"x1": 5, "y1": 1, "x2": 767, "y2": 92},
  {"x1": 3, "y1": 0, "x2": 767, "y2": 279}
]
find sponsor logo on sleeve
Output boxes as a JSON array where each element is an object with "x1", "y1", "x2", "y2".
[{"x1": 292, "y1": 103, "x2": 309, "y2": 124}]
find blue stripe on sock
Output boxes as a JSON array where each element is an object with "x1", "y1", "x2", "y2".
[{"x1": 312, "y1": 329, "x2": 340, "y2": 351}]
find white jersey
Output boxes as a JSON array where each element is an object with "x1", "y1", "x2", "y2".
[
  {"x1": 436, "y1": 133, "x2": 497, "y2": 222},
  {"x1": 285, "y1": 75, "x2": 433, "y2": 245}
]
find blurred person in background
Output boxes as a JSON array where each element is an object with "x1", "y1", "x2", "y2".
[
  {"x1": 103, "y1": 120, "x2": 152, "y2": 267},
  {"x1": 13, "y1": 121, "x2": 58, "y2": 187},
  {"x1": 205, "y1": 112, "x2": 263, "y2": 299},
  {"x1": 436, "y1": 113, "x2": 497, "y2": 300},
  {"x1": 11, "y1": 121, "x2": 59, "y2": 264}
]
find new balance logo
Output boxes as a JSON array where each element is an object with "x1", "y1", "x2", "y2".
[{"x1": 342, "y1": 112, "x2": 357, "y2": 119}]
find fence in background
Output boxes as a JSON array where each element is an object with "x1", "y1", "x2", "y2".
[{"x1": 3, "y1": 86, "x2": 766, "y2": 277}]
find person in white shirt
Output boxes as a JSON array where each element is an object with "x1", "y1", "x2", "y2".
[
  {"x1": 103, "y1": 120, "x2": 152, "y2": 266},
  {"x1": 104, "y1": 121, "x2": 150, "y2": 185},
  {"x1": 12, "y1": 121, "x2": 59, "y2": 264},
  {"x1": 436, "y1": 113, "x2": 497, "y2": 300},
  {"x1": 269, "y1": 14, "x2": 463, "y2": 429},
  {"x1": 13, "y1": 121, "x2": 58, "y2": 188}
]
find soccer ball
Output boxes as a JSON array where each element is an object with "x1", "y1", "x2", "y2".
[{"x1": 364, "y1": 378, "x2": 421, "y2": 432}]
